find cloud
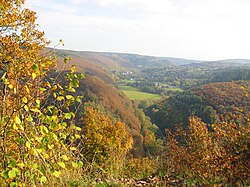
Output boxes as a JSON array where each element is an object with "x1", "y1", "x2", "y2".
[
  {"x1": 26, "y1": 0, "x2": 250, "y2": 60},
  {"x1": 26, "y1": 0, "x2": 77, "y2": 14}
]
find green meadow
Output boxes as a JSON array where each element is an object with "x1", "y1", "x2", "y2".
[{"x1": 119, "y1": 85, "x2": 161, "y2": 100}]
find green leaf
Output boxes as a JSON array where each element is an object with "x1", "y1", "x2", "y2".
[
  {"x1": 8, "y1": 159, "x2": 17, "y2": 168},
  {"x1": 40, "y1": 125, "x2": 48, "y2": 135},
  {"x1": 10, "y1": 182, "x2": 17, "y2": 187},
  {"x1": 52, "y1": 133, "x2": 59, "y2": 142},
  {"x1": 64, "y1": 113, "x2": 71, "y2": 119},
  {"x1": 42, "y1": 137, "x2": 49, "y2": 145},
  {"x1": 59, "y1": 133, "x2": 66, "y2": 140},
  {"x1": 19, "y1": 138, "x2": 25, "y2": 145},
  {"x1": 27, "y1": 115, "x2": 33, "y2": 122},
  {"x1": 8, "y1": 169, "x2": 16, "y2": 179},
  {"x1": 1, "y1": 170, "x2": 9, "y2": 179},
  {"x1": 78, "y1": 161, "x2": 83, "y2": 167},
  {"x1": 32, "y1": 64, "x2": 39, "y2": 70}
]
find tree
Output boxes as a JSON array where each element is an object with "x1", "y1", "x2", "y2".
[
  {"x1": 81, "y1": 107, "x2": 133, "y2": 176},
  {"x1": 0, "y1": 1, "x2": 83, "y2": 185},
  {"x1": 166, "y1": 116, "x2": 250, "y2": 185}
]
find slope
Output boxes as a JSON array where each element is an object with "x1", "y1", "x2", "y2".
[
  {"x1": 54, "y1": 49, "x2": 158, "y2": 156},
  {"x1": 192, "y1": 81, "x2": 250, "y2": 123},
  {"x1": 146, "y1": 81, "x2": 250, "y2": 132}
]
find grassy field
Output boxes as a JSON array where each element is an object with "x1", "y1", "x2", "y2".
[{"x1": 119, "y1": 85, "x2": 161, "y2": 100}]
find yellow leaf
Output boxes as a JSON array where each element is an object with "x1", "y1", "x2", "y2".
[
  {"x1": 31, "y1": 148, "x2": 38, "y2": 157},
  {"x1": 71, "y1": 162, "x2": 78, "y2": 168},
  {"x1": 70, "y1": 147, "x2": 77, "y2": 151},
  {"x1": 13, "y1": 124, "x2": 18, "y2": 130},
  {"x1": 58, "y1": 162, "x2": 66, "y2": 169},
  {"x1": 30, "y1": 108, "x2": 41, "y2": 113},
  {"x1": 35, "y1": 136, "x2": 43, "y2": 143},
  {"x1": 40, "y1": 176, "x2": 47, "y2": 183},
  {"x1": 42, "y1": 153, "x2": 49, "y2": 159},
  {"x1": 75, "y1": 134, "x2": 81, "y2": 139},
  {"x1": 40, "y1": 125, "x2": 48, "y2": 135},
  {"x1": 61, "y1": 155, "x2": 69, "y2": 161},
  {"x1": 24, "y1": 105, "x2": 29, "y2": 112},
  {"x1": 48, "y1": 144, "x2": 54, "y2": 150},
  {"x1": 36, "y1": 99, "x2": 40, "y2": 105},
  {"x1": 6, "y1": 55, "x2": 12, "y2": 61},
  {"x1": 15, "y1": 116, "x2": 21, "y2": 125},
  {"x1": 57, "y1": 84, "x2": 63, "y2": 90},
  {"x1": 32, "y1": 73, "x2": 37, "y2": 80},
  {"x1": 71, "y1": 65, "x2": 76, "y2": 73},
  {"x1": 51, "y1": 85, "x2": 57, "y2": 91},
  {"x1": 22, "y1": 97, "x2": 28, "y2": 103},
  {"x1": 3, "y1": 81, "x2": 10, "y2": 85},
  {"x1": 26, "y1": 141, "x2": 31, "y2": 149},
  {"x1": 53, "y1": 170, "x2": 60, "y2": 177},
  {"x1": 66, "y1": 95, "x2": 73, "y2": 100},
  {"x1": 25, "y1": 85, "x2": 30, "y2": 93},
  {"x1": 57, "y1": 96, "x2": 64, "y2": 101},
  {"x1": 19, "y1": 124, "x2": 24, "y2": 132},
  {"x1": 17, "y1": 162, "x2": 25, "y2": 168},
  {"x1": 8, "y1": 84, "x2": 14, "y2": 89}
]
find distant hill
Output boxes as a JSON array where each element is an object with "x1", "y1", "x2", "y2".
[
  {"x1": 53, "y1": 49, "x2": 205, "y2": 69},
  {"x1": 55, "y1": 50, "x2": 115, "y2": 84},
  {"x1": 54, "y1": 49, "x2": 250, "y2": 70},
  {"x1": 218, "y1": 59, "x2": 250, "y2": 64},
  {"x1": 185, "y1": 59, "x2": 250, "y2": 68}
]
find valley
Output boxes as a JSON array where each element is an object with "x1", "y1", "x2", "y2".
[
  {"x1": 1, "y1": 1, "x2": 250, "y2": 185},
  {"x1": 51, "y1": 49, "x2": 250, "y2": 186}
]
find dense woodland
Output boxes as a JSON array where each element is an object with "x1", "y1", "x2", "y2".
[{"x1": 0, "y1": 1, "x2": 250, "y2": 186}]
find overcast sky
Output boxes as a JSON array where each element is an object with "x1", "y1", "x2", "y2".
[{"x1": 26, "y1": 0, "x2": 250, "y2": 60}]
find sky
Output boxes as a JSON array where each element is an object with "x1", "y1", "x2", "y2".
[{"x1": 26, "y1": 0, "x2": 250, "y2": 60}]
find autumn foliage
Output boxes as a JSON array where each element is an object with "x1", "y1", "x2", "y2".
[
  {"x1": 0, "y1": 1, "x2": 84, "y2": 186},
  {"x1": 80, "y1": 107, "x2": 133, "y2": 175},
  {"x1": 166, "y1": 116, "x2": 250, "y2": 185},
  {"x1": 192, "y1": 81, "x2": 250, "y2": 124}
]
